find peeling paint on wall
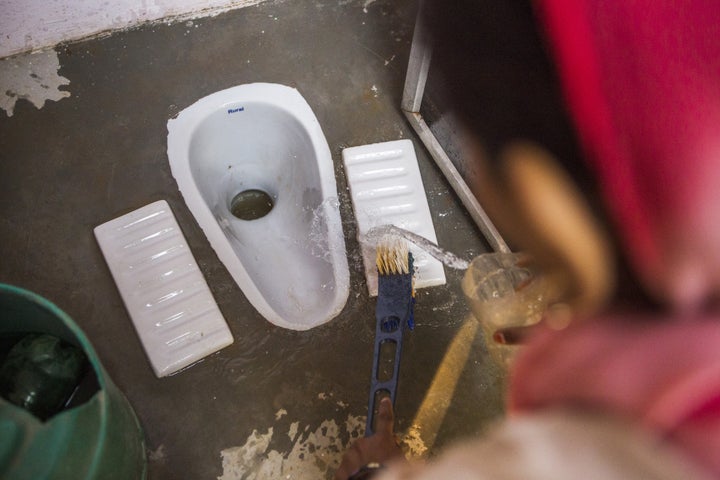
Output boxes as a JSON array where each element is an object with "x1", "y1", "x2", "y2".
[
  {"x1": 0, "y1": 49, "x2": 70, "y2": 117},
  {"x1": 0, "y1": 0, "x2": 269, "y2": 58}
]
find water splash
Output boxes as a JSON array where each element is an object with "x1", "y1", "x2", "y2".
[
  {"x1": 361, "y1": 225, "x2": 470, "y2": 270},
  {"x1": 306, "y1": 196, "x2": 341, "y2": 264},
  {"x1": 306, "y1": 196, "x2": 350, "y2": 309}
]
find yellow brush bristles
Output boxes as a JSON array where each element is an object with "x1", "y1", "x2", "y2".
[{"x1": 376, "y1": 237, "x2": 410, "y2": 275}]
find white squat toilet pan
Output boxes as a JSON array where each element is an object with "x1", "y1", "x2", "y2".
[{"x1": 167, "y1": 83, "x2": 349, "y2": 330}]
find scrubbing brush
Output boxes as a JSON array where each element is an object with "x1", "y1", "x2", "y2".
[{"x1": 365, "y1": 237, "x2": 415, "y2": 436}]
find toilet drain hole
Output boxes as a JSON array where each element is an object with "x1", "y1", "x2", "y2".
[{"x1": 230, "y1": 189, "x2": 274, "y2": 220}]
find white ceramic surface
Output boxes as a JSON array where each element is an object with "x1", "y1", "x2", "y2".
[
  {"x1": 167, "y1": 83, "x2": 349, "y2": 330},
  {"x1": 94, "y1": 200, "x2": 233, "y2": 377},
  {"x1": 343, "y1": 139, "x2": 446, "y2": 295}
]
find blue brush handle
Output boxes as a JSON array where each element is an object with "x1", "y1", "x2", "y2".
[{"x1": 365, "y1": 256, "x2": 414, "y2": 437}]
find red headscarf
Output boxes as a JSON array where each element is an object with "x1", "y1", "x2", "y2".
[
  {"x1": 535, "y1": 0, "x2": 720, "y2": 310},
  {"x1": 510, "y1": 2, "x2": 720, "y2": 475}
]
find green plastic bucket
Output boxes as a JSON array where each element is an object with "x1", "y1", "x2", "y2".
[{"x1": 0, "y1": 284, "x2": 146, "y2": 480}]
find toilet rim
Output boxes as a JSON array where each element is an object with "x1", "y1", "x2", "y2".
[
  {"x1": 168, "y1": 83, "x2": 337, "y2": 200},
  {"x1": 167, "y1": 83, "x2": 349, "y2": 330}
]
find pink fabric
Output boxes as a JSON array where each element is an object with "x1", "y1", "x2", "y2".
[
  {"x1": 535, "y1": 0, "x2": 720, "y2": 310},
  {"x1": 506, "y1": 3, "x2": 720, "y2": 474},
  {"x1": 508, "y1": 319, "x2": 720, "y2": 475}
]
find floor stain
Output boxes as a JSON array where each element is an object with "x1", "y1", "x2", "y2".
[
  {"x1": 1, "y1": 49, "x2": 70, "y2": 116},
  {"x1": 219, "y1": 413, "x2": 365, "y2": 479}
]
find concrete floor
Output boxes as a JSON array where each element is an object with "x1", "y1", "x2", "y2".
[{"x1": 0, "y1": 0, "x2": 505, "y2": 478}]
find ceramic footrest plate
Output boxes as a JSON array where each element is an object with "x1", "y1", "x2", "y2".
[
  {"x1": 95, "y1": 200, "x2": 233, "y2": 377},
  {"x1": 343, "y1": 139, "x2": 446, "y2": 295}
]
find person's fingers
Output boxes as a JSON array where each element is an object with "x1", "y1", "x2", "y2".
[
  {"x1": 494, "y1": 304, "x2": 575, "y2": 345},
  {"x1": 335, "y1": 398, "x2": 403, "y2": 479},
  {"x1": 334, "y1": 439, "x2": 369, "y2": 480},
  {"x1": 374, "y1": 397, "x2": 395, "y2": 435},
  {"x1": 494, "y1": 324, "x2": 537, "y2": 345}
]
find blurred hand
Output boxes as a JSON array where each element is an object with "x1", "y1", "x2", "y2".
[{"x1": 334, "y1": 397, "x2": 404, "y2": 480}]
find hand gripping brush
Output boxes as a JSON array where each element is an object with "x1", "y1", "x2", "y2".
[{"x1": 365, "y1": 237, "x2": 415, "y2": 436}]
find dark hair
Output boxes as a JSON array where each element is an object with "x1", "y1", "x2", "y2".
[
  {"x1": 421, "y1": 0, "x2": 581, "y2": 169},
  {"x1": 421, "y1": 0, "x2": 657, "y2": 310}
]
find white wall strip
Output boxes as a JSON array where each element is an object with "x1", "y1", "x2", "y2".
[{"x1": 0, "y1": 0, "x2": 268, "y2": 58}]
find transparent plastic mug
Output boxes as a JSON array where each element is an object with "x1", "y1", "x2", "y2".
[{"x1": 461, "y1": 252, "x2": 551, "y2": 368}]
